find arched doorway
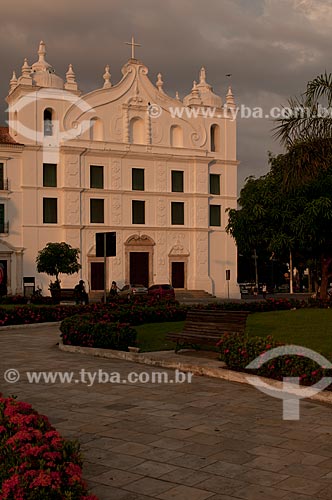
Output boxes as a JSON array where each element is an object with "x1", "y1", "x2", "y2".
[{"x1": 124, "y1": 235, "x2": 155, "y2": 287}]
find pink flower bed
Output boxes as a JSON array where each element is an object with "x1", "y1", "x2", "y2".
[{"x1": 0, "y1": 395, "x2": 98, "y2": 499}]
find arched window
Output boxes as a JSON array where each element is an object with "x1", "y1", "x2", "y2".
[
  {"x1": 170, "y1": 125, "x2": 183, "y2": 147},
  {"x1": 89, "y1": 118, "x2": 103, "y2": 141},
  {"x1": 43, "y1": 108, "x2": 54, "y2": 136},
  {"x1": 210, "y1": 124, "x2": 221, "y2": 152},
  {"x1": 129, "y1": 117, "x2": 144, "y2": 144}
]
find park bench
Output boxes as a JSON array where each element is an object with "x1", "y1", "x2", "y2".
[
  {"x1": 166, "y1": 309, "x2": 249, "y2": 353},
  {"x1": 60, "y1": 288, "x2": 88, "y2": 304},
  {"x1": 59, "y1": 288, "x2": 76, "y2": 301}
]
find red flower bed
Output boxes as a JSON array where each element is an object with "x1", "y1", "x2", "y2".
[
  {"x1": 0, "y1": 297, "x2": 187, "y2": 328},
  {"x1": 0, "y1": 297, "x2": 321, "y2": 329},
  {"x1": 197, "y1": 298, "x2": 306, "y2": 313},
  {"x1": 0, "y1": 395, "x2": 98, "y2": 499},
  {"x1": 217, "y1": 333, "x2": 330, "y2": 386}
]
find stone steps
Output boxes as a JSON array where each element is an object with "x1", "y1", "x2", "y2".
[
  {"x1": 175, "y1": 290, "x2": 215, "y2": 299},
  {"x1": 89, "y1": 289, "x2": 215, "y2": 302}
]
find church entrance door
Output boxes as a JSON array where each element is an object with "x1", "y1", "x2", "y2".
[
  {"x1": 172, "y1": 262, "x2": 185, "y2": 288},
  {"x1": 130, "y1": 252, "x2": 149, "y2": 287}
]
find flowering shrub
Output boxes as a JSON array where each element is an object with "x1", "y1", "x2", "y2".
[
  {"x1": 0, "y1": 395, "x2": 97, "y2": 499},
  {"x1": 60, "y1": 300, "x2": 188, "y2": 349},
  {"x1": 117, "y1": 301, "x2": 187, "y2": 325},
  {"x1": 198, "y1": 298, "x2": 307, "y2": 313},
  {"x1": 0, "y1": 297, "x2": 324, "y2": 328},
  {"x1": 0, "y1": 298, "x2": 187, "y2": 328},
  {"x1": 60, "y1": 315, "x2": 137, "y2": 349},
  {"x1": 29, "y1": 295, "x2": 54, "y2": 305},
  {"x1": 0, "y1": 295, "x2": 28, "y2": 305},
  {"x1": 218, "y1": 333, "x2": 330, "y2": 386},
  {"x1": 0, "y1": 304, "x2": 90, "y2": 327}
]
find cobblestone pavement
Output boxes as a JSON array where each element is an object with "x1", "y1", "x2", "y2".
[{"x1": 1, "y1": 324, "x2": 332, "y2": 499}]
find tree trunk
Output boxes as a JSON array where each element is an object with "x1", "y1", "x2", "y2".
[
  {"x1": 320, "y1": 255, "x2": 332, "y2": 300},
  {"x1": 254, "y1": 249, "x2": 258, "y2": 288},
  {"x1": 289, "y1": 251, "x2": 294, "y2": 294},
  {"x1": 308, "y1": 270, "x2": 312, "y2": 293}
]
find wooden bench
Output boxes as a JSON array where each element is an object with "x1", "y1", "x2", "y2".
[
  {"x1": 60, "y1": 289, "x2": 88, "y2": 304},
  {"x1": 60, "y1": 289, "x2": 76, "y2": 301},
  {"x1": 166, "y1": 309, "x2": 249, "y2": 353}
]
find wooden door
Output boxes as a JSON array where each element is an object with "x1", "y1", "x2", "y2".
[
  {"x1": 172, "y1": 262, "x2": 185, "y2": 288},
  {"x1": 90, "y1": 262, "x2": 104, "y2": 290},
  {"x1": 130, "y1": 252, "x2": 149, "y2": 287}
]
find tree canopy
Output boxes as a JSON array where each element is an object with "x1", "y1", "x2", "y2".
[
  {"x1": 228, "y1": 73, "x2": 332, "y2": 299},
  {"x1": 227, "y1": 154, "x2": 332, "y2": 299},
  {"x1": 36, "y1": 242, "x2": 81, "y2": 284}
]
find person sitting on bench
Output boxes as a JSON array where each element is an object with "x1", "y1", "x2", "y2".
[{"x1": 74, "y1": 280, "x2": 89, "y2": 305}]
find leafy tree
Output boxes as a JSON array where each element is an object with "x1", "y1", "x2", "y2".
[
  {"x1": 227, "y1": 154, "x2": 332, "y2": 299},
  {"x1": 272, "y1": 73, "x2": 332, "y2": 298},
  {"x1": 227, "y1": 154, "x2": 298, "y2": 262},
  {"x1": 36, "y1": 242, "x2": 81, "y2": 287}
]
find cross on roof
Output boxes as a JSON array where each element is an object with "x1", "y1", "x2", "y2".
[{"x1": 125, "y1": 36, "x2": 141, "y2": 59}]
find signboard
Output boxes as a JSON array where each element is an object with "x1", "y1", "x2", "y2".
[{"x1": 96, "y1": 232, "x2": 116, "y2": 257}]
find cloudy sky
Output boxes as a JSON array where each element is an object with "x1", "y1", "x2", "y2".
[{"x1": 1, "y1": 0, "x2": 331, "y2": 189}]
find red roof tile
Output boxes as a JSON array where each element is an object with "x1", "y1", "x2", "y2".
[{"x1": 0, "y1": 126, "x2": 18, "y2": 145}]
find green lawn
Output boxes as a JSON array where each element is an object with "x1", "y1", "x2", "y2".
[
  {"x1": 135, "y1": 321, "x2": 183, "y2": 352},
  {"x1": 246, "y1": 309, "x2": 332, "y2": 359},
  {"x1": 136, "y1": 309, "x2": 332, "y2": 358}
]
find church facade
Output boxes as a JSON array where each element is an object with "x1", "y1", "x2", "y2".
[{"x1": 0, "y1": 41, "x2": 239, "y2": 297}]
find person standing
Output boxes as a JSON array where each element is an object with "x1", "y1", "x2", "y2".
[
  {"x1": 110, "y1": 281, "x2": 119, "y2": 298},
  {"x1": 262, "y1": 283, "x2": 267, "y2": 299}
]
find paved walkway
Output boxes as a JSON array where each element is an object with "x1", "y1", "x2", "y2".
[{"x1": 1, "y1": 325, "x2": 332, "y2": 499}]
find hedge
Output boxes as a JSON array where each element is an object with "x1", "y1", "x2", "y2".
[
  {"x1": 60, "y1": 316, "x2": 137, "y2": 349},
  {"x1": 0, "y1": 297, "x2": 326, "y2": 329}
]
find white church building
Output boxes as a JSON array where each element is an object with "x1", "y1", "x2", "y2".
[{"x1": 0, "y1": 40, "x2": 239, "y2": 297}]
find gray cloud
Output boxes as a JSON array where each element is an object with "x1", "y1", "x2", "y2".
[{"x1": 0, "y1": 0, "x2": 330, "y2": 190}]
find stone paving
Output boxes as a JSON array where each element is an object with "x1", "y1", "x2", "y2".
[{"x1": 1, "y1": 324, "x2": 332, "y2": 499}]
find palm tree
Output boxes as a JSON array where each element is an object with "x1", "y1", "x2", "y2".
[
  {"x1": 274, "y1": 72, "x2": 332, "y2": 188},
  {"x1": 274, "y1": 74, "x2": 332, "y2": 299}
]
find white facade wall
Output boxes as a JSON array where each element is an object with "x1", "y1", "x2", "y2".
[{"x1": 0, "y1": 43, "x2": 240, "y2": 297}]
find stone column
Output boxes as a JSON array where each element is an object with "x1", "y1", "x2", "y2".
[{"x1": 15, "y1": 250, "x2": 23, "y2": 294}]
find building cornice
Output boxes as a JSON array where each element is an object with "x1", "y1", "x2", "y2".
[
  {"x1": 0, "y1": 144, "x2": 24, "y2": 152},
  {"x1": 22, "y1": 223, "x2": 226, "y2": 233},
  {"x1": 19, "y1": 185, "x2": 237, "y2": 200}
]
